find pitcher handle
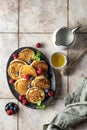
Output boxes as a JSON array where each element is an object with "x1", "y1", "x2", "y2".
[{"x1": 72, "y1": 24, "x2": 82, "y2": 32}]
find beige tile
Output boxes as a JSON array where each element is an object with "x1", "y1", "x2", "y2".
[
  {"x1": 0, "y1": 34, "x2": 18, "y2": 98},
  {"x1": 19, "y1": 34, "x2": 68, "y2": 98},
  {"x1": 68, "y1": 34, "x2": 87, "y2": 93},
  {"x1": 0, "y1": 99, "x2": 18, "y2": 130},
  {"x1": 19, "y1": 99, "x2": 64, "y2": 130},
  {"x1": 69, "y1": 0, "x2": 87, "y2": 32},
  {"x1": 19, "y1": 0, "x2": 67, "y2": 32},
  {"x1": 0, "y1": 0, "x2": 18, "y2": 32}
]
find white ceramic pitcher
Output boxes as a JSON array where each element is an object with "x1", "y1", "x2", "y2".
[{"x1": 52, "y1": 24, "x2": 82, "y2": 50}]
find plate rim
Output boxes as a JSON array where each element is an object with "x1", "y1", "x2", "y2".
[{"x1": 6, "y1": 47, "x2": 56, "y2": 109}]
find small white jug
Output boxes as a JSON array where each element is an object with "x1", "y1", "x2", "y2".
[{"x1": 52, "y1": 24, "x2": 82, "y2": 50}]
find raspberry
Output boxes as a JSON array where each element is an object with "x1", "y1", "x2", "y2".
[
  {"x1": 36, "y1": 42, "x2": 41, "y2": 48},
  {"x1": 48, "y1": 91, "x2": 54, "y2": 97},
  {"x1": 9, "y1": 79, "x2": 15, "y2": 84},
  {"x1": 22, "y1": 99, "x2": 28, "y2": 105},
  {"x1": 19, "y1": 95, "x2": 25, "y2": 101},
  {"x1": 13, "y1": 53, "x2": 18, "y2": 59},
  {"x1": 6, "y1": 110, "x2": 14, "y2": 116},
  {"x1": 23, "y1": 74, "x2": 30, "y2": 80},
  {"x1": 37, "y1": 67, "x2": 43, "y2": 75}
]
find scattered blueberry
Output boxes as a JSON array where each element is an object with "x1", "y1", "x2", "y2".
[
  {"x1": 46, "y1": 73, "x2": 52, "y2": 79},
  {"x1": 5, "y1": 105, "x2": 10, "y2": 111},
  {"x1": 27, "y1": 84, "x2": 32, "y2": 88},
  {"x1": 10, "y1": 106, "x2": 14, "y2": 110},
  {"x1": 13, "y1": 106, "x2": 19, "y2": 113},
  {"x1": 28, "y1": 59, "x2": 33, "y2": 64},
  {"x1": 30, "y1": 76, "x2": 34, "y2": 81},
  {"x1": 16, "y1": 72, "x2": 19, "y2": 76},
  {"x1": 44, "y1": 89, "x2": 49, "y2": 93},
  {"x1": 8, "y1": 102, "x2": 14, "y2": 107}
]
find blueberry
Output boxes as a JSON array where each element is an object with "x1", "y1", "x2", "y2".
[
  {"x1": 14, "y1": 106, "x2": 19, "y2": 113},
  {"x1": 5, "y1": 105, "x2": 10, "y2": 111},
  {"x1": 8, "y1": 103, "x2": 14, "y2": 107},
  {"x1": 10, "y1": 106, "x2": 14, "y2": 110},
  {"x1": 16, "y1": 72, "x2": 19, "y2": 76},
  {"x1": 27, "y1": 84, "x2": 32, "y2": 88},
  {"x1": 28, "y1": 59, "x2": 33, "y2": 64},
  {"x1": 30, "y1": 76, "x2": 34, "y2": 81},
  {"x1": 45, "y1": 89, "x2": 49, "y2": 93},
  {"x1": 46, "y1": 73, "x2": 52, "y2": 79}
]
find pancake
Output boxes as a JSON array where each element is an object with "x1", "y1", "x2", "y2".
[
  {"x1": 18, "y1": 49, "x2": 35, "y2": 63},
  {"x1": 31, "y1": 75, "x2": 50, "y2": 89},
  {"x1": 26, "y1": 87, "x2": 45, "y2": 104},
  {"x1": 19, "y1": 65, "x2": 37, "y2": 78},
  {"x1": 14, "y1": 78, "x2": 30, "y2": 95},
  {"x1": 31, "y1": 60, "x2": 48, "y2": 75},
  {"x1": 8, "y1": 59, "x2": 27, "y2": 80}
]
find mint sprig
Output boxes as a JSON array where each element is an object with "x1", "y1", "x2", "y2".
[
  {"x1": 33, "y1": 51, "x2": 41, "y2": 61},
  {"x1": 36, "y1": 100, "x2": 46, "y2": 109}
]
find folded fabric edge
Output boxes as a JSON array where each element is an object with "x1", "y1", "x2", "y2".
[{"x1": 43, "y1": 124, "x2": 49, "y2": 130}]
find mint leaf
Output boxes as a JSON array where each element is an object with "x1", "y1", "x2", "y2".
[
  {"x1": 36, "y1": 51, "x2": 41, "y2": 56},
  {"x1": 35, "y1": 57, "x2": 40, "y2": 61},
  {"x1": 37, "y1": 100, "x2": 42, "y2": 106},
  {"x1": 33, "y1": 51, "x2": 41, "y2": 61},
  {"x1": 42, "y1": 105, "x2": 46, "y2": 109}
]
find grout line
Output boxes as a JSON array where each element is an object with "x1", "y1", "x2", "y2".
[
  {"x1": 18, "y1": 32, "x2": 53, "y2": 34},
  {"x1": 17, "y1": 1, "x2": 20, "y2": 130},
  {"x1": 67, "y1": 0, "x2": 69, "y2": 94},
  {"x1": 0, "y1": 98, "x2": 15, "y2": 99},
  {"x1": 0, "y1": 32, "x2": 87, "y2": 34},
  {"x1": 0, "y1": 32, "x2": 18, "y2": 34},
  {"x1": 17, "y1": 101, "x2": 19, "y2": 130},
  {"x1": 18, "y1": 0, "x2": 20, "y2": 49},
  {"x1": 67, "y1": 0, "x2": 69, "y2": 27}
]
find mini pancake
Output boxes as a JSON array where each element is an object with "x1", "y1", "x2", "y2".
[
  {"x1": 19, "y1": 65, "x2": 37, "y2": 78},
  {"x1": 18, "y1": 49, "x2": 35, "y2": 63},
  {"x1": 14, "y1": 78, "x2": 30, "y2": 95},
  {"x1": 31, "y1": 60, "x2": 48, "y2": 75},
  {"x1": 26, "y1": 87, "x2": 45, "y2": 104},
  {"x1": 31, "y1": 75, "x2": 50, "y2": 89},
  {"x1": 8, "y1": 59, "x2": 27, "y2": 80}
]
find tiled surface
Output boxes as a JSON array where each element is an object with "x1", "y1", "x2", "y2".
[
  {"x1": 0, "y1": 34, "x2": 18, "y2": 98},
  {"x1": 0, "y1": 0, "x2": 18, "y2": 32},
  {"x1": 68, "y1": 34, "x2": 87, "y2": 93},
  {"x1": 0, "y1": 99, "x2": 18, "y2": 130},
  {"x1": 19, "y1": 100, "x2": 64, "y2": 130},
  {"x1": 0, "y1": 0, "x2": 87, "y2": 130},
  {"x1": 69, "y1": 0, "x2": 87, "y2": 32},
  {"x1": 19, "y1": 0, "x2": 67, "y2": 32}
]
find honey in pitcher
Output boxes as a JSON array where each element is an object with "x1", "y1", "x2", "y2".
[{"x1": 51, "y1": 53, "x2": 67, "y2": 69}]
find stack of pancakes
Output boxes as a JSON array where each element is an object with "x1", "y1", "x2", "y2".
[{"x1": 8, "y1": 48, "x2": 50, "y2": 104}]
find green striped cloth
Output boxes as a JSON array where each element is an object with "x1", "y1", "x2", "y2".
[{"x1": 43, "y1": 78, "x2": 87, "y2": 130}]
